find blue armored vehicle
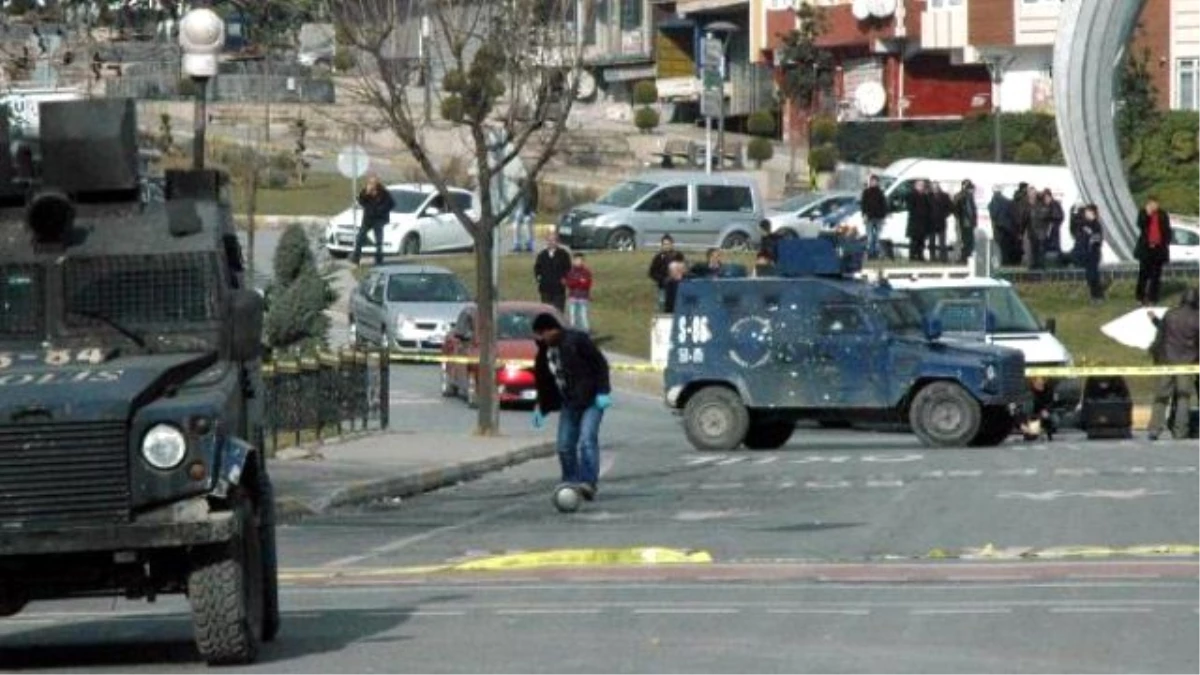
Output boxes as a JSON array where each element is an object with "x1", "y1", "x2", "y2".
[
  {"x1": 663, "y1": 238, "x2": 1029, "y2": 450},
  {"x1": 0, "y1": 98, "x2": 275, "y2": 664}
]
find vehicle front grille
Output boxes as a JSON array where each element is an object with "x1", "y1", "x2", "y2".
[
  {"x1": 414, "y1": 322, "x2": 440, "y2": 331},
  {"x1": 0, "y1": 422, "x2": 130, "y2": 526}
]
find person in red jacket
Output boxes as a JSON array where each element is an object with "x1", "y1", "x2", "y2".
[{"x1": 563, "y1": 252, "x2": 593, "y2": 332}]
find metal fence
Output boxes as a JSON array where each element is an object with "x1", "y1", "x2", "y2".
[{"x1": 262, "y1": 349, "x2": 390, "y2": 451}]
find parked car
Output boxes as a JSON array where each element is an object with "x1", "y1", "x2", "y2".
[
  {"x1": 1171, "y1": 220, "x2": 1200, "y2": 262},
  {"x1": 348, "y1": 264, "x2": 472, "y2": 355},
  {"x1": 556, "y1": 171, "x2": 767, "y2": 252},
  {"x1": 441, "y1": 301, "x2": 565, "y2": 408},
  {"x1": 765, "y1": 191, "x2": 860, "y2": 238},
  {"x1": 324, "y1": 183, "x2": 479, "y2": 258}
]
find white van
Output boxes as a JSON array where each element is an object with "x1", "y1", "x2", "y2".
[
  {"x1": 868, "y1": 265, "x2": 1082, "y2": 411},
  {"x1": 842, "y1": 158, "x2": 1120, "y2": 264}
]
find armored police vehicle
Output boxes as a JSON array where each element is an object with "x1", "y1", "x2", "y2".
[
  {"x1": 0, "y1": 98, "x2": 276, "y2": 665},
  {"x1": 663, "y1": 238, "x2": 1029, "y2": 450}
]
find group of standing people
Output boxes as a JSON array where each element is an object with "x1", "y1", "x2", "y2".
[
  {"x1": 889, "y1": 178, "x2": 979, "y2": 264},
  {"x1": 985, "y1": 182, "x2": 1066, "y2": 271},
  {"x1": 533, "y1": 234, "x2": 594, "y2": 333}
]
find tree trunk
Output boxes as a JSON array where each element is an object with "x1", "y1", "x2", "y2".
[
  {"x1": 246, "y1": 163, "x2": 258, "y2": 284},
  {"x1": 473, "y1": 220, "x2": 500, "y2": 436}
]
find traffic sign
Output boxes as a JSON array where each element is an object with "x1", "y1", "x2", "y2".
[
  {"x1": 336, "y1": 145, "x2": 370, "y2": 179},
  {"x1": 702, "y1": 37, "x2": 724, "y2": 70},
  {"x1": 701, "y1": 90, "x2": 722, "y2": 118}
]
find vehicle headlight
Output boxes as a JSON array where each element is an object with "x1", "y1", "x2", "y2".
[
  {"x1": 142, "y1": 424, "x2": 187, "y2": 470},
  {"x1": 395, "y1": 314, "x2": 409, "y2": 332},
  {"x1": 984, "y1": 364, "x2": 997, "y2": 381}
]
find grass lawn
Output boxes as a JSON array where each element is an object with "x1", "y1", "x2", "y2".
[
  {"x1": 406, "y1": 250, "x2": 1194, "y2": 399},
  {"x1": 244, "y1": 173, "x2": 357, "y2": 217}
]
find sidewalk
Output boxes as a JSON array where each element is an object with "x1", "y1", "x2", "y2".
[{"x1": 270, "y1": 431, "x2": 554, "y2": 521}]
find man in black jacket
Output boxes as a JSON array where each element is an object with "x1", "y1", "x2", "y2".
[
  {"x1": 531, "y1": 313, "x2": 613, "y2": 500},
  {"x1": 648, "y1": 234, "x2": 684, "y2": 311},
  {"x1": 1147, "y1": 288, "x2": 1199, "y2": 440},
  {"x1": 953, "y1": 180, "x2": 977, "y2": 262},
  {"x1": 860, "y1": 174, "x2": 888, "y2": 260},
  {"x1": 534, "y1": 233, "x2": 572, "y2": 312},
  {"x1": 929, "y1": 182, "x2": 953, "y2": 263},
  {"x1": 906, "y1": 180, "x2": 932, "y2": 261}
]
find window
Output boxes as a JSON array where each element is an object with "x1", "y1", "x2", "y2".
[
  {"x1": 388, "y1": 189, "x2": 427, "y2": 213},
  {"x1": 697, "y1": 185, "x2": 753, "y2": 213},
  {"x1": 598, "y1": 180, "x2": 656, "y2": 207},
  {"x1": 448, "y1": 191, "x2": 475, "y2": 212},
  {"x1": 1172, "y1": 227, "x2": 1200, "y2": 247},
  {"x1": 497, "y1": 311, "x2": 540, "y2": 340},
  {"x1": 1178, "y1": 59, "x2": 1198, "y2": 111},
  {"x1": 928, "y1": 0, "x2": 963, "y2": 9},
  {"x1": 818, "y1": 304, "x2": 868, "y2": 335},
  {"x1": 386, "y1": 273, "x2": 470, "y2": 303},
  {"x1": 620, "y1": 0, "x2": 641, "y2": 31},
  {"x1": 906, "y1": 287, "x2": 1041, "y2": 333},
  {"x1": 637, "y1": 185, "x2": 688, "y2": 212}
]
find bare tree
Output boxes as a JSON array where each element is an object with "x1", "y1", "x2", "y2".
[{"x1": 331, "y1": 0, "x2": 585, "y2": 436}]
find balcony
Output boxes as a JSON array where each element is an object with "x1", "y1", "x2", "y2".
[
  {"x1": 1015, "y1": 0, "x2": 1063, "y2": 46},
  {"x1": 921, "y1": 5, "x2": 968, "y2": 51}
]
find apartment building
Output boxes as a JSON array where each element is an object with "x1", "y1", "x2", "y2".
[{"x1": 762, "y1": 0, "x2": 1192, "y2": 140}]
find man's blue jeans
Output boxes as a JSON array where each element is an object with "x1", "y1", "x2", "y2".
[
  {"x1": 556, "y1": 404, "x2": 604, "y2": 485},
  {"x1": 865, "y1": 218, "x2": 883, "y2": 259}
]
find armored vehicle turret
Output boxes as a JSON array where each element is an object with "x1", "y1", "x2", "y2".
[{"x1": 0, "y1": 97, "x2": 277, "y2": 665}]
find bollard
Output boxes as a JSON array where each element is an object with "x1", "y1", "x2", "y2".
[{"x1": 379, "y1": 349, "x2": 390, "y2": 430}]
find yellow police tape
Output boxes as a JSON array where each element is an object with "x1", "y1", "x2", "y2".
[{"x1": 386, "y1": 351, "x2": 1197, "y2": 378}]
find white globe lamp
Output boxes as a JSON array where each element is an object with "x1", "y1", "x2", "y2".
[{"x1": 178, "y1": 8, "x2": 226, "y2": 169}]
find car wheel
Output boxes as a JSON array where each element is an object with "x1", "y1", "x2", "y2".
[
  {"x1": 188, "y1": 493, "x2": 263, "y2": 666},
  {"x1": 401, "y1": 234, "x2": 421, "y2": 256},
  {"x1": 466, "y1": 372, "x2": 479, "y2": 409},
  {"x1": 683, "y1": 386, "x2": 750, "y2": 452},
  {"x1": 440, "y1": 364, "x2": 458, "y2": 398},
  {"x1": 909, "y1": 381, "x2": 982, "y2": 448},
  {"x1": 722, "y1": 231, "x2": 751, "y2": 251},
  {"x1": 605, "y1": 227, "x2": 636, "y2": 252}
]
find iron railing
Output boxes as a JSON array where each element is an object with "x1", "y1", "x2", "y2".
[{"x1": 262, "y1": 349, "x2": 389, "y2": 451}]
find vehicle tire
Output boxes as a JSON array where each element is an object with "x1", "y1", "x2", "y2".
[
  {"x1": 683, "y1": 386, "x2": 750, "y2": 452},
  {"x1": 605, "y1": 227, "x2": 636, "y2": 252},
  {"x1": 329, "y1": 249, "x2": 349, "y2": 260},
  {"x1": 440, "y1": 363, "x2": 458, "y2": 397},
  {"x1": 722, "y1": 231, "x2": 751, "y2": 251},
  {"x1": 743, "y1": 420, "x2": 794, "y2": 450},
  {"x1": 259, "y1": 497, "x2": 280, "y2": 643},
  {"x1": 466, "y1": 372, "x2": 479, "y2": 409},
  {"x1": 188, "y1": 494, "x2": 264, "y2": 666},
  {"x1": 970, "y1": 407, "x2": 1014, "y2": 447},
  {"x1": 909, "y1": 381, "x2": 982, "y2": 448},
  {"x1": 401, "y1": 234, "x2": 421, "y2": 256},
  {"x1": 0, "y1": 587, "x2": 27, "y2": 617}
]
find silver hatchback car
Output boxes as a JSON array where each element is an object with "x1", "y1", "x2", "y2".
[
  {"x1": 348, "y1": 264, "x2": 472, "y2": 355},
  {"x1": 556, "y1": 171, "x2": 767, "y2": 251}
]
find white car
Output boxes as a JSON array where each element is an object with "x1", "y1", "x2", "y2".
[
  {"x1": 1171, "y1": 220, "x2": 1200, "y2": 262},
  {"x1": 765, "y1": 191, "x2": 860, "y2": 238},
  {"x1": 324, "y1": 184, "x2": 479, "y2": 258}
]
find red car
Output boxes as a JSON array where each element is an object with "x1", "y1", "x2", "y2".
[{"x1": 440, "y1": 301, "x2": 565, "y2": 408}]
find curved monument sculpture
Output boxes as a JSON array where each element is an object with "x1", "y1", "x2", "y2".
[{"x1": 1053, "y1": 0, "x2": 1146, "y2": 261}]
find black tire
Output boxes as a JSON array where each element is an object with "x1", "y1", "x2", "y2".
[
  {"x1": 0, "y1": 587, "x2": 26, "y2": 617},
  {"x1": 401, "y1": 234, "x2": 421, "y2": 256},
  {"x1": 743, "y1": 420, "x2": 794, "y2": 450},
  {"x1": 971, "y1": 407, "x2": 1014, "y2": 447},
  {"x1": 605, "y1": 227, "x2": 636, "y2": 252},
  {"x1": 909, "y1": 381, "x2": 982, "y2": 448},
  {"x1": 440, "y1": 364, "x2": 458, "y2": 397},
  {"x1": 189, "y1": 494, "x2": 264, "y2": 666},
  {"x1": 683, "y1": 386, "x2": 750, "y2": 451},
  {"x1": 722, "y1": 231, "x2": 751, "y2": 251}
]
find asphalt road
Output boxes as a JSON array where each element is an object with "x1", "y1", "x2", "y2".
[{"x1": 2, "y1": 364, "x2": 1194, "y2": 673}]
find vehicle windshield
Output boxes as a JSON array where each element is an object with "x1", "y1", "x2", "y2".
[
  {"x1": 877, "y1": 174, "x2": 897, "y2": 191},
  {"x1": 497, "y1": 311, "x2": 539, "y2": 340},
  {"x1": 386, "y1": 273, "x2": 470, "y2": 303},
  {"x1": 386, "y1": 189, "x2": 429, "y2": 214},
  {"x1": 874, "y1": 298, "x2": 925, "y2": 333},
  {"x1": 774, "y1": 193, "x2": 822, "y2": 213},
  {"x1": 906, "y1": 286, "x2": 1042, "y2": 333},
  {"x1": 596, "y1": 181, "x2": 656, "y2": 208}
]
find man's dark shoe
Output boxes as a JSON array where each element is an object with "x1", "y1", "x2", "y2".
[{"x1": 578, "y1": 483, "x2": 597, "y2": 501}]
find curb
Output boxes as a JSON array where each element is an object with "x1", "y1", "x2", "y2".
[{"x1": 272, "y1": 440, "x2": 557, "y2": 521}]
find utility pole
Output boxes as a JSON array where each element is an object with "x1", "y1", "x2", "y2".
[{"x1": 984, "y1": 55, "x2": 1011, "y2": 162}]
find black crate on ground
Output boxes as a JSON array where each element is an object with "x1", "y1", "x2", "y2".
[{"x1": 1080, "y1": 376, "x2": 1133, "y2": 440}]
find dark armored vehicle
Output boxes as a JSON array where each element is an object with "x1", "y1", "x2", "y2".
[
  {"x1": 664, "y1": 238, "x2": 1029, "y2": 450},
  {"x1": 0, "y1": 98, "x2": 276, "y2": 664}
]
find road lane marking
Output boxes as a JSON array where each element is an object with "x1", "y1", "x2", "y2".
[
  {"x1": 753, "y1": 456, "x2": 779, "y2": 465},
  {"x1": 767, "y1": 609, "x2": 870, "y2": 616},
  {"x1": 910, "y1": 608, "x2": 1013, "y2": 615},
  {"x1": 698, "y1": 482, "x2": 745, "y2": 490},
  {"x1": 1048, "y1": 607, "x2": 1155, "y2": 614},
  {"x1": 716, "y1": 457, "x2": 745, "y2": 466},
  {"x1": 686, "y1": 456, "x2": 724, "y2": 466},
  {"x1": 495, "y1": 609, "x2": 602, "y2": 615},
  {"x1": 633, "y1": 608, "x2": 740, "y2": 615}
]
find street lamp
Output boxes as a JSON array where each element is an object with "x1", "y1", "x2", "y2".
[
  {"x1": 981, "y1": 53, "x2": 1013, "y2": 163},
  {"x1": 705, "y1": 21, "x2": 739, "y2": 170},
  {"x1": 179, "y1": 8, "x2": 226, "y2": 170}
]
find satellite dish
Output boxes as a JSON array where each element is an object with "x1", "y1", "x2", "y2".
[
  {"x1": 870, "y1": 0, "x2": 897, "y2": 17},
  {"x1": 851, "y1": 0, "x2": 870, "y2": 21},
  {"x1": 855, "y1": 81, "x2": 887, "y2": 117}
]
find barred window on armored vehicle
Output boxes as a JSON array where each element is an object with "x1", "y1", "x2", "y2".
[
  {"x1": 0, "y1": 266, "x2": 43, "y2": 339},
  {"x1": 64, "y1": 254, "x2": 221, "y2": 328}
]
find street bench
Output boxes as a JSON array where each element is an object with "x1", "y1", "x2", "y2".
[{"x1": 655, "y1": 138, "x2": 695, "y2": 168}]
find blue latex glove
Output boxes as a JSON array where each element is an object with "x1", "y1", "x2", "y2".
[
  {"x1": 532, "y1": 409, "x2": 546, "y2": 429},
  {"x1": 594, "y1": 394, "x2": 613, "y2": 411}
]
